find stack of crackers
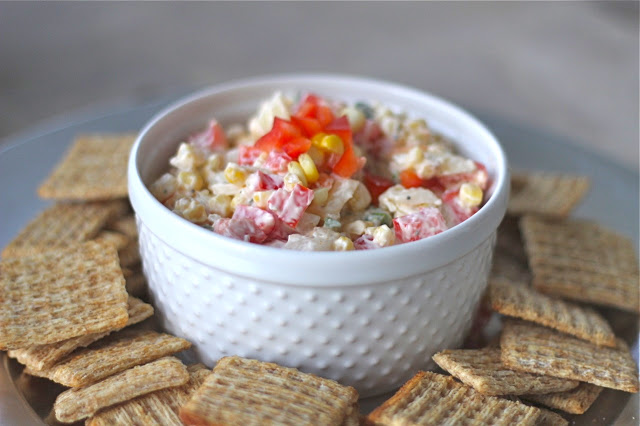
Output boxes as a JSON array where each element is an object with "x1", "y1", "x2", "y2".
[
  {"x1": 366, "y1": 172, "x2": 639, "y2": 425},
  {"x1": 2, "y1": 134, "x2": 639, "y2": 425}
]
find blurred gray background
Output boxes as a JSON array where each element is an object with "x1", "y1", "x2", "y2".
[{"x1": 0, "y1": 1, "x2": 638, "y2": 172}]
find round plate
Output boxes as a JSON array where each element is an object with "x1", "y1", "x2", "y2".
[{"x1": 0, "y1": 94, "x2": 637, "y2": 425}]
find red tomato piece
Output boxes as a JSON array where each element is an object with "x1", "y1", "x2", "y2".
[
  {"x1": 245, "y1": 171, "x2": 284, "y2": 191},
  {"x1": 363, "y1": 172, "x2": 394, "y2": 205},
  {"x1": 316, "y1": 104, "x2": 334, "y2": 127},
  {"x1": 442, "y1": 192, "x2": 479, "y2": 226},
  {"x1": 281, "y1": 136, "x2": 312, "y2": 159},
  {"x1": 238, "y1": 145, "x2": 263, "y2": 166},
  {"x1": 255, "y1": 117, "x2": 303, "y2": 152},
  {"x1": 188, "y1": 119, "x2": 228, "y2": 151},
  {"x1": 326, "y1": 116, "x2": 364, "y2": 178},
  {"x1": 267, "y1": 184, "x2": 314, "y2": 228},
  {"x1": 295, "y1": 94, "x2": 320, "y2": 118},
  {"x1": 393, "y1": 207, "x2": 448, "y2": 243},
  {"x1": 291, "y1": 116, "x2": 323, "y2": 138},
  {"x1": 399, "y1": 169, "x2": 423, "y2": 189},
  {"x1": 438, "y1": 161, "x2": 489, "y2": 191},
  {"x1": 213, "y1": 205, "x2": 275, "y2": 244},
  {"x1": 267, "y1": 217, "x2": 296, "y2": 242},
  {"x1": 353, "y1": 234, "x2": 381, "y2": 250}
]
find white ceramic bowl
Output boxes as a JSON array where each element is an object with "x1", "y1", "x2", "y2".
[{"x1": 128, "y1": 74, "x2": 509, "y2": 397}]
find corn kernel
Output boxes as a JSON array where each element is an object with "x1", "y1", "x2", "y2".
[
  {"x1": 177, "y1": 171, "x2": 204, "y2": 191},
  {"x1": 224, "y1": 163, "x2": 249, "y2": 185},
  {"x1": 252, "y1": 190, "x2": 273, "y2": 209},
  {"x1": 311, "y1": 132, "x2": 327, "y2": 146},
  {"x1": 231, "y1": 188, "x2": 253, "y2": 210},
  {"x1": 407, "y1": 146, "x2": 424, "y2": 166},
  {"x1": 333, "y1": 236, "x2": 355, "y2": 251},
  {"x1": 459, "y1": 183, "x2": 483, "y2": 207},
  {"x1": 318, "y1": 134, "x2": 344, "y2": 155},
  {"x1": 366, "y1": 225, "x2": 395, "y2": 247},
  {"x1": 169, "y1": 142, "x2": 205, "y2": 171},
  {"x1": 341, "y1": 107, "x2": 366, "y2": 133},
  {"x1": 207, "y1": 194, "x2": 232, "y2": 217},
  {"x1": 311, "y1": 186, "x2": 330, "y2": 207},
  {"x1": 298, "y1": 153, "x2": 319, "y2": 185},
  {"x1": 149, "y1": 173, "x2": 177, "y2": 201},
  {"x1": 306, "y1": 145, "x2": 325, "y2": 167},
  {"x1": 205, "y1": 153, "x2": 224, "y2": 171},
  {"x1": 283, "y1": 172, "x2": 304, "y2": 191},
  {"x1": 287, "y1": 161, "x2": 308, "y2": 187},
  {"x1": 343, "y1": 220, "x2": 371, "y2": 237},
  {"x1": 174, "y1": 198, "x2": 207, "y2": 223}
]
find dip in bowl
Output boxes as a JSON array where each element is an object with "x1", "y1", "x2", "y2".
[{"x1": 128, "y1": 74, "x2": 509, "y2": 396}]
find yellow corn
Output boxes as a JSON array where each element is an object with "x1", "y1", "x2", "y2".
[
  {"x1": 287, "y1": 161, "x2": 308, "y2": 187},
  {"x1": 311, "y1": 132, "x2": 327, "y2": 146},
  {"x1": 459, "y1": 183, "x2": 483, "y2": 207},
  {"x1": 333, "y1": 236, "x2": 355, "y2": 251},
  {"x1": 174, "y1": 198, "x2": 207, "y2": 223},
  {"x1": 318, "y1": 134, "x2": 344, "y2": 155},
  {"x1": 298, "y1": 153, "x2": 319, "y2": 184},
  {"x1": 311, "y1": 186, "x2": 329, "y2": 207},
  {"x1": 177, "y1": 171, "x2": 204, "y2": 191},
  {"x1": 224, "y1": 163, "x2": 249, "y2": 185},
  {"x1": 252, "y1": 190, "x2": 273, "y2": 209}
]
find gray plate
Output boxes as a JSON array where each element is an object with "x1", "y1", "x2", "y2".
[{"x1": 0, "y1": 95, "x2": 637, "y2": 425}]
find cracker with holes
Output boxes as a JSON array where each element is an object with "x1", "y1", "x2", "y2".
[
  {"x1": 488, "y1": 279, "x2": 616, "y2": 346},
  {"x1": 87, "y1": 364, "x2": 210, "y2": 426},
  {"x1": 31, "y1": 329, "x2": 191, "y2": 388},
  {"x1": 522, "y1": 383, "x2": 603, "y2": 415},
  {"x1": 2, "y1": 200, "x2": 128, "y2": 258},
  {"x1": 508, "y1": 172, "x2": 589, "y2": 217},
  {"x1": 179, "y1": 356, "x2": 359, "y2": 426},
  {"x1": 520, "y1": 215, "x2": 640, "y2": 313},
  {"x1": 38, "y1": 133, "x2": 137, "y2": 200},
  {"x1": 0, "y1": 241, "x2": 128, "y2": 350},
  {"x1": 500, "y1": 321, "x2": 639, "y2": 393},
  {"x1": 8, "y1": 296, "x2": 153, "y2": 371},
  {"x1": 53, "y1": 357, "x2": 188, "y2": 423},
  {"x1": 432, "y1": 348, "x2": 579, "y2": 396},
  {"x1": 366, "y1": 371, "x2": 542, "y2": 425}
]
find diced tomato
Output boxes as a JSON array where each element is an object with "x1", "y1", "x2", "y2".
[
  {"x1": 438, "y1": 161, "x2": 489, "y2": 191},
  {"x1": 267, "y1": 184, "x2": 314, "y2": 227},
  {"x1": 399, "y1": 169, "x2": 423, "y2": 189},
  {"x1": 255, "y1": 117, "x2": 303, "y2": 151},
  {"x1": 316, "y1": 105, "x2": 334, "y2": 127},
  {"x1": 354, "y1": 234, "x2": 381, "y2": 250},
  {"x1": 326, "y1": 116, "x2": 362, "y2": 178},
  {"x1": 245, "y1": 171, "x2": 284, "y2": 191},
  {"x1": 188, "y1": 119, "x2": 228, "y2": 151},
  {"x1": 238, "y1": 145, "x2": 263, "y2": 166},
  {"x1": 393, "y1": 207, "x2": 448, "y2": 243},
  {"x1": 295, "y1": 94, "x2": 320, "y2": 118},
  {"x1": 213, "y1": 205, "x2": 275, "y2": 244},
  {"x1": 442, "y1": 191, "x2": 478, "y2": 225},
  {"x1": 262, "y1": 151, "x2": 292, "y2": 173},
  {"x1": 421, "y1": 177, "x2": 445, "y2": 195},
  {"x1": 267, "y1": 217, "x2": 296, "y2": 241},
  {"x1": 363, "y1": 172, "x2": 394, "y2": 205},
  {"x1": 281, "y1": 137, "x2": 312, "y2": 159},
  {"x1": 291, "y1": 116, "x2": 322, "y2": 138}
]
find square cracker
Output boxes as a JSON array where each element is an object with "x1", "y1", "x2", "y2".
[
  {"x1": 38, "y1": 133, "x2": 137, "y2": 200},
  {"x1": 488, "y1": 279, "x2": 616, "y2": 347},
  {"x1": 366, "y1": 371, "x2": 542, "y2": 425},
  {"x1": 87, "y1": 364, "x2": 210, "y2": 426},
  {"x1": 507, "y1": 172, "x2": 589, "y2": 218},
  {"x1": 0, "y1": 241, "x2": 128, "y2": 350},
  {"x1": 432, "y1": 348, "x2": 579, "y2": 396},
  {"x1": 53, "y1": 356, "x2": 189, "y2": 423},
  {"x1": 34, "y1": 329, "x2": 191, "y2": 388},
  {"x1": 535, "y1": 408, "x2": 568, "y2": 426},
  {"x1": 179, "y1": 356, "x2": 359, "y2": 426},
  {"x1": 8, "y1": 296, "x2": 153, "y2": 371},
  {"x1": 500, "y1": 321, "x2": 639, "y2": 393},
  {"x1": 522, "y1": 383, "x2": 603, "y2": 415},
  {"x1": 2, "y1": 200, "x2": 128, "y2": 258},
  {"x1": 107, "y1": 215, "x2": 138, "y2": 239},
  {"x1": 520, "y1": 216, "x2": 639, "y2": 313}
]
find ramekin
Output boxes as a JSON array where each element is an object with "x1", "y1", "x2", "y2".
[{"x1": 128, "y1": 74, "x2": 509, "y2": 397}]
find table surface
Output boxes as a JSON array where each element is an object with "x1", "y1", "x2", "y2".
[{"x1": 0, "y1": 2, "x2": 638, "y2": 171}]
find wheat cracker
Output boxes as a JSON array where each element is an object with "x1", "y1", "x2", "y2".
[
  {"x1": 40, "y1": 329, "x2": 190, "y2": 387},
  {"x1": 520, "y1": 216, "x2": 639, "y2": 313},
  {"x1": 53, "y1": 356, "x2": 188, "y2": 423},
  {"x1": 433, "y1": 348, "x2": 579, "y2": 396},
  {"x1": 508, "y1": 172, "x2": 589, "y2": 218},
  {"x1": 500, "y1": 321, "x2": 638, "y2": 393},
  {"x1": 92, "y1": 230, "x2": 130, "y2": 251},
  {"x1": 38, "y1": 133, "x2": 136, "y2": 200},
  {"x1": 488, "y1": 279, "x2": 616, "y2": 346},
  {"x1": 522, "y1": 383, "x2": 603, "y2": 415},
  {"x1": 366, "y1": 371, "x2": 542, "y2": 425},
  {"x1": 87, "y1": 364, "x2": 210, "y2": 426},
  {"x1": 0, "y1": 241, "x2": 128, "y2": 350},
  {"x1": 2, "y1": 200, "x2": 127, "y2": 258},
  {"x1": 108, "y1": 215, "x2": 138, "y2": 239},
  {"x1": 8, "y1": 296, "x2": 153, "y2": 371},
  {"x1": 179, "y1": 356, "x2": 358, "y2": 426}
]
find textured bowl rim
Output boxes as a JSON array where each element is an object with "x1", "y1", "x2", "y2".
[{"x1": 129, "y1": 73, "x2": 509, "y2": 286}]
